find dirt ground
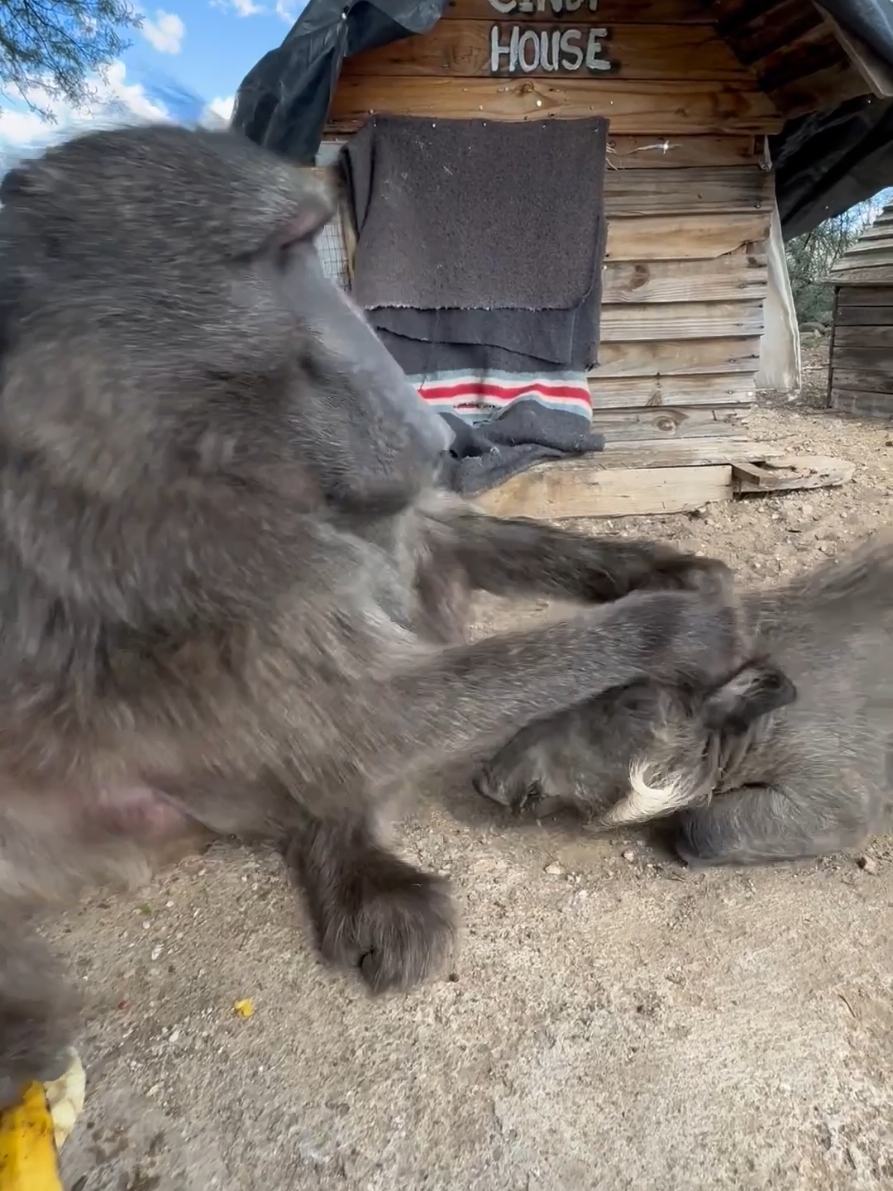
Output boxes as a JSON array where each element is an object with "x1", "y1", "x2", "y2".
[{"x1": 57, "y1": 343, "x2": 893, "y2": 1191}]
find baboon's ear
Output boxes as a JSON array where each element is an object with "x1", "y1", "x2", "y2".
[
  {"x1": 276, "y1": 174, "x2": 336, "y2": 248},
  {"x1": 702, "y1": 661, "x2": 796, "y2": 733}
]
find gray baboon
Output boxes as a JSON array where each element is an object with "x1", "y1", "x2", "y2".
[
  {"x1": 0, "y1": 122, "x2": 757, "y2": 1104},
  {"x1": 474, "y1": 533, "x2": 893, "y2": 866}
]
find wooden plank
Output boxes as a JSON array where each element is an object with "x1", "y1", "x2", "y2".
[
  {"x1": 600, "y1": 437, "x2": 773, "y2": 465},
  {"x1": 342, "y1": 23, "x2": 754, "y2": 81},
  {"x1": 602, "y1": 252, "x2": 768, "y2": 303},
  {"x1": 441, "y1": 0, "x2": 714, "y2": 22},
  {"x1": 602, "y1": 251, "x2": 768, "y2": 301},
  {"x1": 327, "y1": 78, "x2": 784, "y2": 134},
  {"x1": 768, "y1": 60, "x2": 868, "y2": 117},
  {"x1": 606, "y1": 212, "x2": 771, "y2": 259},
  {"x1": 835, "y1": 285, "x2": 893, "y2": 306},
  {"x1": 830, "y1": 389, "x2": 893, "y2": 419},
  {"x1": 834, "y1": 305, "x2": 893, "y2": 327},
  {"x1": 600, "y1": 299, "x2": 764, "y2": 341},
  {"x1": 815, "y1": 3, "x2": 893, "y2": 98},
  {"x1": 747, "y1": 20, "x2": 840, "y2": 94},
  {"x1": 830, "y1": 368, "x2": 893, "y2": 397},
  {"x1": 832, "y1": 325, "x2": 893, "y2": 350},
  {"x1": 722, "y1": 0, "x2": 824, "y2": 66},
  {"x1": 603, "y1": 166, "x2": 772, "y2": 216},
  {"x1": 829, "y1": 263, "x2": 893, "y2": 285},
  {"x1": 595, "y1": 403, "x2": 750, "y2": 441},
  {"x1": 589, "y1": 373, "x2": 756, "y2": 408},
  {"x1": 730, "y1": 455, "x2": 854, "y2": 493},
  {"x1": 593, "y1": 336, "x2": 762, "y2": 377},
  {"x1": 474, "y1": 463, "x2": 733, "y2": 519},
  {"x1": 606, "y1": 134, "x2": 761, "y2": 166}
]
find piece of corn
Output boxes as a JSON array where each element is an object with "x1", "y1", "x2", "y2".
[{"x1": 0, "y1": 1050, "x2": 85, "y2": 1189}]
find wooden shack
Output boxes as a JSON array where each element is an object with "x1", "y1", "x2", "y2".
[
  {"x1": 827, "y1": 202, "x2": 893, "y2": 419},
  {"x1": 312, "y1": 0, "x2": 886, "y2": 515}
]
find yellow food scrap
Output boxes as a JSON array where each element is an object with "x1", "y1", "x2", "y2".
[
  {"x1": 233, "y1": 999, "x2": 255, "y2": 1019},
  {"x1": 0, "y1": 1081, "x2": 63, "y2": 1190},
  {"x1": 44, "y1": 1051, "x2": 86, "y2": 1152}
]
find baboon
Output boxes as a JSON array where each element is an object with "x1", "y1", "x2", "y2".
[
  {"x1": 0, "y1": 122, "x2": 756, "y2": 1105},
  {"x1": 474, "y1": 533, "x2": 893, "y2": 866}
]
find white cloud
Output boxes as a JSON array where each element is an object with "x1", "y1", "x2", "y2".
[
  {"x1": 141, "y1": 9, "x2": 186, "y2": 53},
  {"x1": 211, "y1": 0, "x2": 265, "y2": 16},
  {"x1": 0, "y1": 61, "x2": 170, "y2": 159},
  {"x1": 202, "y1": 94, "x2": 235, "y2": 127}
]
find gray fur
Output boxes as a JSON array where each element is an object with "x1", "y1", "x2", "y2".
[
  {"x1": 474, "y1": 532, "x2": 893, "y2": 867},
  {"x1": 0, "y1": 123, "x2": 754, "y2": 1100}
]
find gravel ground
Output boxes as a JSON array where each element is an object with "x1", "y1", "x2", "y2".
[{"x1": 56, "y1": 357, "x2": 893, "y2": 1191}]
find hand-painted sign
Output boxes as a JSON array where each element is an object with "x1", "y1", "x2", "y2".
[{"x1": 490, "y1": 25, "x2": 610, "y2": 72}]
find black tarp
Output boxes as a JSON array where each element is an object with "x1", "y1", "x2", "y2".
[{"x1": 232, "y1": 0, "x2": 893, "y2": 238}]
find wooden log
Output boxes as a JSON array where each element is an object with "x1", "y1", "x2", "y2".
[
  {"x1": 830, "y1": 389, "x2": 893, "y2": 418},
  {"x1": 595, "y1": 403, "x2": 750, "y2": 442},
  {"x1": 441, "y1": 0, "x2": 714, "y2": 22},
  {"x1": 600, "y1": 299, "x2": 764, "y2": 341},
  {"x1": 606, "y1": 212, "x2": 771, "y2": 259},
  {"x1": 327, "y1": 77, "x2": 783, "y2": 134},
  {"x1": 833, "y1": 305, "x2": 893, "y2": 326},
  {"x1": 593, "y1": 336, "x2": 762, "y2": 378},
  {"x1": 588, "y1": 373, "x2": 756, "y2": 408},
  {"x1": 605, "y1": 134, "x2": 761, "y2": 166},
  {"x1": 474, "y1": 462, "x2": 734, "y2": 519},
  {"x1": 602, "y1": 253, "x2": 768, "y2": 303},
  {"x1": 342, "y1": 23, "x2": 753, "y2": 81},
  {"x1": 603, "y1": 166, "x2": 772, "y2": 216}
]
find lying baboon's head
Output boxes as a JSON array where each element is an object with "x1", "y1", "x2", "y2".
[{"x1": 473, "y1": 661, "x2": 796, "y2": 828}]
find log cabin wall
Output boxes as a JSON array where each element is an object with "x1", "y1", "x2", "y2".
[{"x1": 324, "y1": 0, "x2": 790, "y2": 444}]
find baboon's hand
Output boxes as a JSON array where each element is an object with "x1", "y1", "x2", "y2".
[
  {"x1": 636, "y1": 549, "x2": 734, "y2": 600},
  {"x1": 601, "y1": 589, "x2": 748, "y2": 689}
]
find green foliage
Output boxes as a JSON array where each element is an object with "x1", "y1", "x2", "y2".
[
  {"x1": 0, "y1": 0, "x2": 141, "y2": 119},
  {"x1": 786, "y1": 202, "x2": 878, "y2": 327}
]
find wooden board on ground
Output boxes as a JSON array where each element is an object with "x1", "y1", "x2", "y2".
[
  {"x1": 730, "y1": 455, "x2": 855, "y2": 493},
  {"x1": 474, "y1": 463, "x2": 733, "y2": 518},
  {"x1": 472, "y1": 446, "x2": 855, "y2": 519}
]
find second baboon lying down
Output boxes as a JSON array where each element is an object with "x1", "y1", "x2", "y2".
[{"x1": 474, "y1": 533, "x2": 893, "y2": 865}]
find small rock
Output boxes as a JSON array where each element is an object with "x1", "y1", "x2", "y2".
[
  {"x1": 621, "y1": 850, "x2": 636, "y2": 863},
  {"x1": 858, "y1": 856, "x2": 878, "y2": 874},
  {"x1": 544, "y1": 861, "x2": 565, "y2": 876}
]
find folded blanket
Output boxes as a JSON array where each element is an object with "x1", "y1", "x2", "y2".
[
  {"x1": 440, "y1": 401, "x2": 605, "y2": 498},
  {"x1": 342, "y1": 115, "x2": 608, "y2": 312},
  {"x1": 367, "y1": 279, "x2": 602, "y2": 370}
]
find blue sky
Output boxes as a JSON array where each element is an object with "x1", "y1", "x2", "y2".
[{"x1": 0, "y1": 0, "x2": 310, "y2": 156}]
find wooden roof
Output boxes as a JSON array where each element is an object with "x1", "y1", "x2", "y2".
[
  {"x1": 704, "y1": 0, "x2": 893, "y2": 117},
  {"x1": 829, "y1": 203, "x2": 893, "y2": 285}
]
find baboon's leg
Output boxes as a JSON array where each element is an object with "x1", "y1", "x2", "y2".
[
  {"x1": 280, "y1": 812, "x2": 454, "y2": 994},
  {"x1": 0, "y1": 918, "x2": 80, "y2": 1109},
  {"x1": 674, "y1": 784, "x2": 867, "y2": 866}
]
